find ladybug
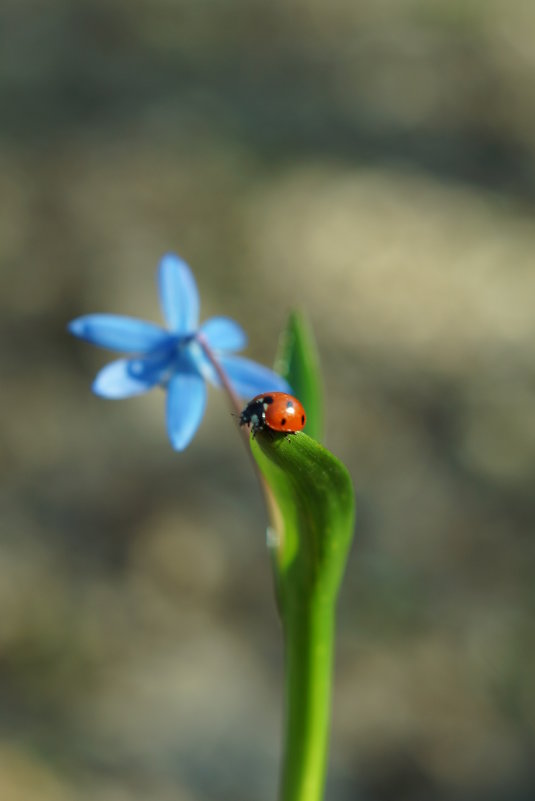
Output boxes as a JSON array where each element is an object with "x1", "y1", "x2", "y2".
[{"x1": 240, "y1": 392, "x2": 306, "y2": 437}]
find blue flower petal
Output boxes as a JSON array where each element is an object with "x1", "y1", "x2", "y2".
[
  {"x1": 68, "y1": 315, "x2": 169, "y2": 352},
  {"x1": 218, "y1": 355, "x2": 292, "y2": 399},
  {"x1": 158, "y1": 253, "x2": 200, "y2": 334},
  {"x1": 166, "y1": 372, "x2": 207, "y2": 450},
  {"x1": 199, "y1": 316, "x2": 247, "y2": 352},
  {"x1": 92, "y1": 358, "x2": 161, "y2": 399}
]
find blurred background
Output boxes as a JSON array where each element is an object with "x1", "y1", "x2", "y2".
[{"x1": 1, "y1": 1, "x2": 535, "y2": 799}]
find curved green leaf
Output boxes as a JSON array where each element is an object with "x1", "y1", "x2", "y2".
[
  {"x1": 252, "y1": 430, "x2": 354, "y2": 605},
  {"x1": 275, "y1": 311, "x2": 323, "y2": 442},
  {"x1": 251, "y1": 430, "x2": 355, "y2": 801}
]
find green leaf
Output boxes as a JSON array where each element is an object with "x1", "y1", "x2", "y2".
[
  {"x1": 275, "y1": 310, "x2": 324, "y2": 442},
  {"x1": 251, "y1": 430, "x2": 355, "y2": 801},
  {"x1": 251, "y1": 431, "x2": 355, "y2": 605}
]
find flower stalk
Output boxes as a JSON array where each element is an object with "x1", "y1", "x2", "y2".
[{"x1": 196, "y1": 331, "x2": 243, "y2": 416}]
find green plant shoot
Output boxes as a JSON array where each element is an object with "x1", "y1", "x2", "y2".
[{"x1": 250, "y1": 312, "x2": 355, "y2": 801}]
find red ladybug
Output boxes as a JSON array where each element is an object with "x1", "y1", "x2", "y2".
[{"x1": 240, "y1": 392, "x2": 306, "y2": 437}]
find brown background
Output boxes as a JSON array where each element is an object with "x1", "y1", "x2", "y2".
[{"x1": 1, "y1": 1, "x2": 534, "y2": 799}]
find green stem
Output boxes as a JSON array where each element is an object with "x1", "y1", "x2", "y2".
[
  {"x1": 195, "y1": 332, "x2": 244, "y2": 421},
  {"x1": 196, "y1": 331, "x2": 282, "y2": 534},
  {"x1": 279, "y1": 594, "x2": 335, "y2": 801}
]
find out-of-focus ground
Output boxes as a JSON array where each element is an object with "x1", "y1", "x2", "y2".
[{"x1": 1, "y1": 1, "x2": 535, "y2": 799}]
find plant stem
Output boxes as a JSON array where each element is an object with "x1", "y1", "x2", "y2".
[
  {"x1": 279, "y1": 594, "x2": 335, "y2": 801},
  {"x1": 195, "y1": 332, "x2": 244, "y2": 421},
  {"x1": 196, "y1": 332, "x2": 280, "y2": 521}
]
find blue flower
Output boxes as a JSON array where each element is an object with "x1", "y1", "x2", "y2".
[{"x1": 69, "y1": 253, "x2": 291, "y2": 450}]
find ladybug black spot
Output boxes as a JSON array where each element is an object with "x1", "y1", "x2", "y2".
[
  {"x1": 281, "y1": 417, "x2": 287, "y2": 426},
  {"x1": 301, "y1": 415, "x2": 305, "y2": 424}
]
